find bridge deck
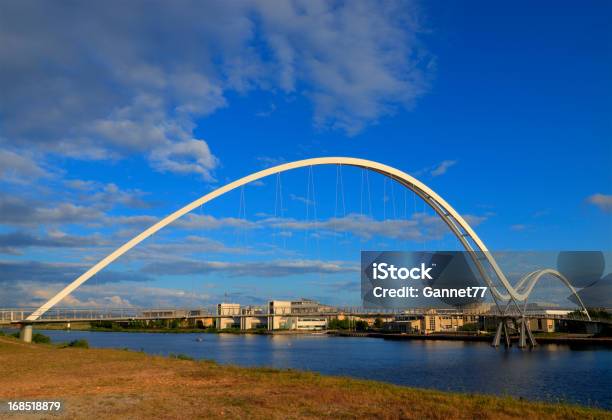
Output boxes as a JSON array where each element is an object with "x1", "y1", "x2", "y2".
[{"x1": 1, "y1": 308, "x2": 607, "y2": 325}]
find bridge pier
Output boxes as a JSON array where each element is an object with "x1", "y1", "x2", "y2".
[
  {"x1": 519, "y1": 318, "x2": 527, "y2": 348},
  {"x1": 515, "y1": 317, "x2": 537, "y2": 348},
  {"x1": 492, "y1": 320, "x2": 504, "y2": 347},
  {"x1": 523, "y1": 317, "x2": 537, "y2": 348},
  {"x1": 19, "y1": 324, "x2": 32, "y2": 343},
  {"x1": 492, "y1": 318, "x2": 512, "y2": 348},
  {"x1": 492, "y1": 317, "x2": 537, "y2": 349}
]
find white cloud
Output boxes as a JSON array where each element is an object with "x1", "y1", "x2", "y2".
[
  {"x1": 253, "y1": 0, "x2": 430, "y2": 134},
  {"x1": 0, "y1": 150, "x2": 50, "y2": 182},
  {"x1": 262, "y1": 212, "x2": 488, "y2": 242},
  {"x1": 149, "y1": 139, "x2": 218, "y2": 180},
  {"x1": 142, "y1": 258, "x2": 358, "y2": 278},
  {"x1": 289, "y1": 193, "x2": 314, "y2": 206},
  {"x1": 173, "y1": 213, "x2": 257, "y2": 230},
  {"x1": 255, "y1": 103, "x2": 277, "y2": 117},
  {"x1": 1, "y1": 282, "x2": 211, "y2": 308},
  {"x1": 430, "y1": 160, "x2": 457, "y2": 177},
  {"x1": 587, "y1": 193, "x2": 612, "y2": 213},
  {"x1": 413, "y1": 159, "x2": 458, "y2": 178},
  {"x1": 0, "y1": 195, "x2": 106, "y2": 226},
  {"x1": 0, "y1": 1, "x2": 430, "y2": 178},
  {"x1": 63, "y1": 180, "x2": 150, "y2": 209},
  {"x1": 0, "y1": 230, "x2": 106, "y2": 255}
]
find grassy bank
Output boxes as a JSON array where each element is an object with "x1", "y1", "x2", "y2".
[{"x1": 0, "y1": 336, "x2": 610, "y2": 419}]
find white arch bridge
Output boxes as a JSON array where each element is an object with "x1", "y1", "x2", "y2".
[{"x1": 15, "y1": 157, "x2": 590, "y2": 345}]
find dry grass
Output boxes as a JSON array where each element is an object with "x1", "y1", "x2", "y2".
[{"x1": 0, "y1": 336, "x2": 609, "y2": 419}]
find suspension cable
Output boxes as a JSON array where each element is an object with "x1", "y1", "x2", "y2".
[
  {"x1": 383, "y1": 177, "x2": 387, "y2": 220},
  {"x1": 309, "y1": 166, "x2": 320, "y2": 261},
  {"x1": 366, "y1": 170, "x2": 372, "y2": 218},
  {"x1": 391, "y1": 179, "x2": 397, "y2": 219},
  {"x1": 360, "y1": 168, "x2": 364, "y2": 216},
  {"x1": 274, "y1": 173, "x2": 286, "y2": 248}
]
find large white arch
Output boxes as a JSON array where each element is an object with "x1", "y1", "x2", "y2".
[{"x1": 26, "y1": 157, "x2": 589, "y2": 320}]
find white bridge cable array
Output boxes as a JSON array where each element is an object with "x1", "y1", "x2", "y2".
[{"x1": 25, "y1": 157, "x2": 590, "y2": 321}]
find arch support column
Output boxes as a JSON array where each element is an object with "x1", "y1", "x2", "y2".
[{"x1": 19, "y1": 324, "x2": 32, "y2": 343}]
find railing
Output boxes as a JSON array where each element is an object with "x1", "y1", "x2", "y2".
[
  {"x1": 0, "y1": 307, "x2": 213, "y2": 323},
  {"x1": 1, "y1": 307, "x2": 608, "y2": 324}
]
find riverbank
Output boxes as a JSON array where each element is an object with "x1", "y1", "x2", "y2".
[
  {"x1": 4, "y1": 324, "x2": 315, "y2": 335},
  {"x1": 0, "y1": 336, "x2": 610, "y2": 419},
  {"x1": 11, "y1": 324, "x2": 612, "y2": 346}
]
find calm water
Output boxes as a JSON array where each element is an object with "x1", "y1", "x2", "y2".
[{"x1": 33, "y1": 330, "x2": 612, "y2": 409}]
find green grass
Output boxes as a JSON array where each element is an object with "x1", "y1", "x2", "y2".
[
  {"x1": 63, "y1": 339, "x2": 89, "y2": 348},
  {"x1": 168, "y1": 353, "x2": 194, "y2": 361}
]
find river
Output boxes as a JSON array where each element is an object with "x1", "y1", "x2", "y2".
[{"x1": 31, "y1": 330, "x2": 612, "y2": 409}]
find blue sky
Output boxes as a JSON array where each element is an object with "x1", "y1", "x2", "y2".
[{"x1": 0, "y1": 1, "x2": 610, "y2": 308}]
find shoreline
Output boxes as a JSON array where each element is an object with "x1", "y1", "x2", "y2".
[
  {"x1": 0, "y1": 335, "x2": 610, "y2": 418},
  {"x1": 7, "y1": 325, "x2": 611, "y2": 347}
]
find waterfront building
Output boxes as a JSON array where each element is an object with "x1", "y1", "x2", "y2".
[
  {"x1": 266, "y1": 299, "x2": 329, "y2": 330},
  {"x1": 424, "y1": 311, "x2": 465, "y2": 333},
  {"x1": 291, "y1": 298, "x2": 335, "y2": 314},
  {"x1": 528, "y1": 310, "x2": 571, "y2": 333},
  {"x1": 529, "y1": 317, "x2": 556, "y2": 333},
  {"x1": 268, "y1": 300, "x2": 292, "y2": 330},
  {"x1": 387, "y1": 314, "x2": 422, "y2": 333},
  {"x1": 387, "y1": 310, "x2": 470, "y2": 334},
  {"x1": 240, "y1": 305, "x2": 268, "y2": 330},
  {"x1": 216, "y1": 303, "x2": 241, "y2": 329},
  {"x1": 289, "y1": 299, "x2": 329, "y2": 330},
  {"x1": 289, "y1": 316, "x2": 327, "y2": 330}
]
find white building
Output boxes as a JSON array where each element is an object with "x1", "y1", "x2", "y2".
[
  {"x1": 267, "y1": 299, "x2": 328, "y2": 331},
  {"x1": 216, "y1": 303, "x2": 240, "y2": 329}
]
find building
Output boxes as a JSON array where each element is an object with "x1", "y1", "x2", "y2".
[
  {"x1": 387, "y1": 310, "x2": 470, "y2": 334},
  {"x1": 187, "y1": 309, "x2": 214, "y2": 328},
  {"x1": 289, "y1": 299, "x2": 328, "y2": 330},
  {"x1": 291, "y1": 298, "x2": 335, "y2": 314},
  {"x1": 423, "y1": 311, "x2": 465, "y2": 333},
  {"x1": 289, "y1": 316, "x2": 327, "y2": 330},
  {"x1": 266, "y1": 299, "x2": 329, "y2": 330},
  {"x1": 195, "y1": 317, "x2": 215, "y2": 328},
  {"x1": 387, "y1": 314, "x2": 421, "y2": 333},
  {"x1": 267, "y1": 300, "x2": 292, "y2": 330},
  {"x1": 459, "y1": 302, "x2": 492, "y2": 324},
  {"x1": 529, "y1": 317, "x2": 555, "y2": 333},
  {"x1": 240, "y1": 306, "x2": 268, "y2": 330},
  {"x1": 216, "y1": 303, "x2": 241, "y2": 329},
  {"x1": 528, "y1": 310, "x2": 571, "y2": 333}
]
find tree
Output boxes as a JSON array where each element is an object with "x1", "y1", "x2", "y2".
[
  {"x1": 458, "y1": 323, "x2": 478, "y2": 332},
  {"x1": 355, "y1": 320, "x2": 369, "y2": 331},
  {"x1": 373, "y1": 318, "x2": 384, "y2": 329},
  {"x1": 328, "y1": 317, "x2": 350, "y2": 330}
]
